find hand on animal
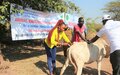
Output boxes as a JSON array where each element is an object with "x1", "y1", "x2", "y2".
[
  {"x1": 62, "y1": 43, "x2": 70, "y2": 46},
  {"x1": 86, "y1": 40, "x2": 91, "y2": 44}
]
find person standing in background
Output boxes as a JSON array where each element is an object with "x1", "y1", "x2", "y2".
[{"x1": 72, "y1": 17, "x2": 87, "y2": 43}]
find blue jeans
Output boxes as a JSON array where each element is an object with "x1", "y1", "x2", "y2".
[
  {"x1": 44, "y1": 42, "x2": 56, "y2": 73},
  {"x1": 110, "y1": 50, "x2": 120, "y2": 75}
]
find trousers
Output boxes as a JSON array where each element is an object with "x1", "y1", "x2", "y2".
[
  {"x1": 44, "y1": 42, "x2": 56, "y2": 73},
  {"x1": 110, "y1": 50, "x2": 120, "y2": 75}
]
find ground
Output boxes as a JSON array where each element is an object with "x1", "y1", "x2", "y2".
[{"x1": 0, "y1": 45, "x2": 112, "y2": 75}]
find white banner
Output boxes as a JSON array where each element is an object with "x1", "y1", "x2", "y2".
[
  {"x1": 10, "y1": 4, "x2": 64, "y2": 40},
  {"x1": 65, "y1": 13, "x2": 78, "y2": 29}
]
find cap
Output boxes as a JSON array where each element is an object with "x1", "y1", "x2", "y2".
[{"x1": 102, "y1": 15, "x2": 111, "y2": 21}]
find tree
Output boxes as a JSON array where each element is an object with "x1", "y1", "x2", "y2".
[
  {"x1": 0, "y1": 0, "x2": 80, "y2": 63},
  {"x1": 103, "y1": 0, "x2": 120, "y2": 20},
  {"x1": 85, "y1": 18, "x2": 102, "y2": 39},
  {"x1": 0, "y1": 0, "x2": 80, "y2": 22},
  {"x1": 0, "y1": 0, "x2": 80, "y2": 43}
]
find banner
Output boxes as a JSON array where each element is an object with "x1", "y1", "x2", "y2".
[
  {"x1": 10, "y1": 4, "x2": 64, "y2": 40},
  {"x1": 65, "y1": 13, "x2": 78, "y2": 29}
]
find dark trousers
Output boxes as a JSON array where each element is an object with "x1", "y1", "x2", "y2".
[
  {"x1": 63, "y1": 45, "x2": 69, "y2": 57},
  {"x1": 110, "y1": 50, "x2": 120, "y2": 75},
  {"x1": 44, "y1": 42, "x2": 56, "y2": 73}
]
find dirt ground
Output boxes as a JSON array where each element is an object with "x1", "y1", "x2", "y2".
[{"x1": 0, "y1": 45, "x2": 112, "y2": 75}]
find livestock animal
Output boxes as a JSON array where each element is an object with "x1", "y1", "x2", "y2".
[{"x1": 60, "y1": 39, "x2": 109, "y2": 75}]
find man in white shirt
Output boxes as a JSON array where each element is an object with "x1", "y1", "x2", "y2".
[{"x1": 88, "y1": 14, "x2": 120, "y2": 75}]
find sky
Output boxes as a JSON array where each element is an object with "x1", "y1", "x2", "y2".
[{"x1": 71, "y1": 0, "x2": 114, "y2": 22}]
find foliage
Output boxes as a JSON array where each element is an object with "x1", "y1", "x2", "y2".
[
  {"x1": 0, "y1": 0, "x2": 80, "y2": 50},
  {"x1": 86, "y1": 18, "x2": 102, "y2": 32},
  {"x1": 103, "y1": 0, "x2": 120, "y2": 20},
  {"x1": 0, "y1": 1, "x2": 10, "y2": 22},
  {"x1": 85, "y1": 18, "x2": 102, "y2": 39},
  {"x1": 0, "y1": 0, "x2": 80, "y2": 23}
]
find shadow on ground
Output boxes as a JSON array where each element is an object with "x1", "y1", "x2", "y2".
[
  {"x1": 35, "y1": 60, "x2": 49, "y2": 75},
  {"x1": 2, "y1": 46, "x2": 45, "y2": 61},
  {"x1": 1, "y1": 45, "x2": 64, "y2": 62},
  {"x1": 57, "y1": 66, "x2": 111, "y2": 75}
]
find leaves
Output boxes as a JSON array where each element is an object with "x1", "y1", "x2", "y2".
[
  {"x1": 86, "y1": 18, "x2": 102, "y2": 32},
  {"x1": 0, "y1": 15, "x2": 5, "y2": 20},
  {"x1": 103, "y1": 0, "x2": 120, "y2": 20},
  {"x1": 0, "y1": 0, "x2": 80, "y2": 22}
]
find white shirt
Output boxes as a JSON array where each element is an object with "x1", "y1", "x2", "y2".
[{"x1": 97, "y1": 20, "x2": 120, "y2": 53}]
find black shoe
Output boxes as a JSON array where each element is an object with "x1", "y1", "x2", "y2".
[{"x1": 53, "y1": 67, "x2": 56, "y2": 74}]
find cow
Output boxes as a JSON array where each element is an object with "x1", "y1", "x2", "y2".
[{"x1": 60, "y1": 39, "x2": 109, "y2": 75}]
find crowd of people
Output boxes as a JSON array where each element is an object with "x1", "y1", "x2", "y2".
[{"x1": 44, "y1": 15, "x2": 120, "y2": 75}]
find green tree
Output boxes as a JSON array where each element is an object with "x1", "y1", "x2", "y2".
[
  {"x1": 0, "y1": 0, "x2": 80, "y2": 62},
  {"x1": 0, "y1": 0, "x2": 80, "y2": 22},
  {"x1": 103, "y1": 0, "x2": 120, "y2": 20},
  {"x1": 86, "y1": 18, "x2": 102, "y2": 39},
  {"x1": 0, "y1": 0, "x2": 80, "y2": 44},
  {"x1": 86, "y1": 17, "x2": 102, "y2": 32}
]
